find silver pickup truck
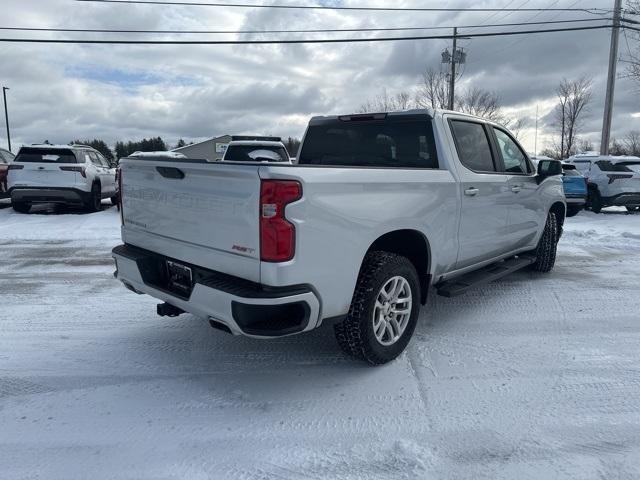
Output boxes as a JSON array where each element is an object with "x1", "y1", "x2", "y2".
[{"x1": 113, "y1": 109, "x2": 565, "y2": 364}]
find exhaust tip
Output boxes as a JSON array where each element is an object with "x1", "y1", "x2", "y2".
[{"x1": 208, "y1": 318, "x2": 233, "y2": 335}]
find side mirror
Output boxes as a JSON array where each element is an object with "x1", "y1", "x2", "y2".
[{"x1": 536, "y1": 159, "x2": 562, "y2": 184}]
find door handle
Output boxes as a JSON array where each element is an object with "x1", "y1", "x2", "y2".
[
  {"x1": 511, "y1": 185, "x2": 522, "y2": 193},
  {"x1": 464, "y1": 187, "x2": 479, "y2": 196}
]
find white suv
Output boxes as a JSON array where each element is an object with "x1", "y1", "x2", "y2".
[
  {"x1": 566, "y1": 153, "x2": 640, "y2": 213},
  {"x1": 7, "y1": 144, "x2": 117, "y2": 213}
]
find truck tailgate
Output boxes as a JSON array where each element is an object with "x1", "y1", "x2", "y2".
[{"x1": 120, "y1": 159, "x2": 261, "y2": 282}]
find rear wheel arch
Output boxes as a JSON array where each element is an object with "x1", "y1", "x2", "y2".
[{"x1": 364, "y1": 229, "x2": 431, "y2": 305}]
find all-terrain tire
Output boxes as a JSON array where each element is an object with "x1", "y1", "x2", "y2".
[
  {"x1": 334, "y1": 251, "x2": 420, "y2": 365},
  {"x1": 11, "y1": 201, "x2": 31, "y2": 214},
  {"x1": 530, "y1": 211, "x2": 559, "y2": 273}
]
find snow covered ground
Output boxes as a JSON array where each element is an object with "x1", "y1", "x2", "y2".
[{"x1": 1, "y1": 203, "x2": 640, "y2": 479}]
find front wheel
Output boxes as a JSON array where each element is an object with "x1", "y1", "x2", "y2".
[
  {"x1": 334, "y1": 251, "x2": 420, "y2": 365},
  {"x1": 626, "y1": 206, "x2": 639, "y2": 213},
  {"x1": 529, "y1": 211, "x2": 559, "y2": 273}
]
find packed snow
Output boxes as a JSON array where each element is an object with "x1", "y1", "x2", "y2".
[{"x1": 1, "y1": 203, "x2": 640, "y2": 479}]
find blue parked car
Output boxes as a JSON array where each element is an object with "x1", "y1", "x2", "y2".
[{"x1": 561, "y1": 163, "x2": 587, "y2": 217}]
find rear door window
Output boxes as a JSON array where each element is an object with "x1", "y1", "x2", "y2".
[
  {"x1": 620, "y1": 162, "x2": 640, "y2": 174},
  {"x1": 492, "y1": 127, "x2": 531, "y2": 174},
  {"x1": 88, "y1": 152, "x2": 103, "y2": 166},
  {"x1": 450, "y1": 120, "x2": 496, "y2": 172},
  {"x1": 298, "y1": 116, "x2": 438, "y2": 168},
  {"x1": 15, "y1": 147, "x2": 79, "y2": 164},
  {"x1": 96, "y1": 153, "x2": 111, "y2": 168}
]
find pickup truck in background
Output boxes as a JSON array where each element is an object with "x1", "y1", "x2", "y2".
[{"x1": 113, "y1": 109, "x2": 565, "y2": 365}]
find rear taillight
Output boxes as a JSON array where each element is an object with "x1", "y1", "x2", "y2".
[
  {"x1": 8, "y1": 164, "x2": 23, "y2": 170},
  {"x1": 117, "y1": 167, "x2": 124, "y2": 224},
  {"x1": 260, "y1": 180, "x2": 301, "y2": 262},
  {"x1": 59, "y1": 166, "x2": 86, "y2": 177}
]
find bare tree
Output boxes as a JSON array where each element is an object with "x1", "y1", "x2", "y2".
[
  {"x1": 456, "y1": 87, "x2": 503, "y2": 121},
  {"x1": 554, "y1": 77, "x2": 593, "y2": 158},
  {"x1": 415, "y1": 68, "x2": 449, "y2": 109},
  {"x1": 626, "y1": 1, "x2": 640, "y2": 88},
  {"x1": 576, "y1": 137, "x2": 594, "y2": 153},
  {"x1": 539, "y1": 147, "x2": 559, "y2": 160},
  {"x1": 358, "y1": 88, "x2": 413, "y2": 113},
  {"x1": 624, "y1": 130, "x2": 640, "y2": 155},
  {"x1": 414, "y1": 68, "x2": 508, "y2": 123},
  {"x1": 503, "y1": 117, "x2": 527, "y2": 141},
  {"x1": 609, "y1": 137, "x2": 628, "y2": 155}
]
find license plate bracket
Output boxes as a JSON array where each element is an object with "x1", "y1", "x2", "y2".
[{"x1": 166, "y1": 260, "x2": 193, "y2": 295}]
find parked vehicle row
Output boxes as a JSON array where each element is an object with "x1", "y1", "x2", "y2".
[
  {"x1": 566, "y1": 153, "x2": 640, "y2": 213},
  {"x1": 112, "y1": 108, "x2": 566, "y2": 364}
]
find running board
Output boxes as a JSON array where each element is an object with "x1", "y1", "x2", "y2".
[{"x1": 436, "y1": 255, "x2": 536, "y2": 298}]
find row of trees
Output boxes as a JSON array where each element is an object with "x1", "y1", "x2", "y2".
[{"x1": 114, "y1": 137, "x2": 168, "y2": 159}]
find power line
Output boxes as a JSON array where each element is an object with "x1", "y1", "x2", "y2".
[
  {"x1": 489, "y1": 0, "x2": 583, "y2": 57},
  {"x1": 0, "y1": 18, "x2": 611, "y2": 35},
  {"x1": 74, "y1": 0, "x2": 610, "y2": 15},
  {"x1": 0, "y1": 24, "x2": 613, "y2": 45}
]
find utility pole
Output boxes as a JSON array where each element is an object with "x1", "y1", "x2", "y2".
[
  {"x1": 2, "y1": 86, "x2": 10, "y2": 152},
  {"x1": 448, "y1": 27, "x2": 457, "y2": 110},
  {"x1": 534, "y1": 104, "x2": 539, "y2": 156},
  {"x1": 600, "y1": 0, "x2": 623, "y2": 155}
]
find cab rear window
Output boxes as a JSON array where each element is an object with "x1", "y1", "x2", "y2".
[
  {"x1": 15, "y1": 148, "x2": 79, "y2": 164},
  {"x1": 298, "y1": 116, "x2": 439, "y2": 168}
]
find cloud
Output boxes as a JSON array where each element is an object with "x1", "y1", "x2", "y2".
[{"x1": 0, "y1": 0, "x2": 638, "y2": 154}]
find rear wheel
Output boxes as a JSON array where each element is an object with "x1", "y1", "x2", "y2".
[
  {"x1": 589, "y1": 189, "x2": 603, "y2": 213},
  {"x1": 334, "y1": 251, "x2": 420, "y2": 365},
  {"x1": 529, "y1": 211, "x2": 559, "y2": 273},
  {"x1": 566, "y1": 206, "x2": 582, "y2": 217},
  {"x1": 11, "y1": 201, "x2": 31, "y2": 214},
  {"x1": 86, "y1": 183, "x2": 101, "y2": 212}
]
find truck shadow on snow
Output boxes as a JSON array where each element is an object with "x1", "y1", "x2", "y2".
[{"x1": 24, "y1": 202, "x2": 114, "y2": 215}]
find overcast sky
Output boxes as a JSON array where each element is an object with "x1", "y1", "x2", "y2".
[{"x1": 1, "y1": 0, "x2": 638, "y2": 153}]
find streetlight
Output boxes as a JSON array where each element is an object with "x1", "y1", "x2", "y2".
[{"x1": 2, "y1": 86, "x2": 10, "y2": 152}]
